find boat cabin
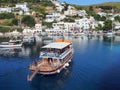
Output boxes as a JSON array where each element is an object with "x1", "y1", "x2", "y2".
[{"x1": 40, "y1": 40, "x2": 72, "y2": 59}]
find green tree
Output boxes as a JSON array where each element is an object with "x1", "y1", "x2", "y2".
[
  {"x1": 21, "y1": 15, "x2": 35, "y2": 27},
  {"x1": 114, "y1": 15, "x2": 120, "y2": 22},
  {"x1": 96, "y1": 24, "x2": 103, "y2": 30},
  {"x1": 12, "y1": 18, "x2": 19, "y2": 25},
  {"x1": 0, "y1": 27, "x2": 10, "y2": 33},
  {"x1": 91, "y1": 13, "x2": 100, "y2": 21},
  {"x1": 0, "y1": 13, "x2": 15, "y2": 19},
  {"x1": 62, "y1": 17, "x2": 75, "y2": 22},
  {"x1": 101, "y1": 16, "x2": 106, "y2": 21},
  {"x1": 103, "y1": 20, "x2": 112, "y2": 30},
  {"x1": 89, "y1": 6, "x2": 93, "y2": 11}
]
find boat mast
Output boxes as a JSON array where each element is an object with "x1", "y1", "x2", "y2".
[{"x1": 112, "y1": 6, "x2": 114, "y2": 32}]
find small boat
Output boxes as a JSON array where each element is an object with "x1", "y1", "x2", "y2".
[
  {"x1": 28, "y1": 39, "x2": 74, "y2": 81},
  {"x1": 43, "y1": 37, "x2": 53, "y2": 45},
  {"x1": 72, "y1": 32, "x2": 79, "y2": 38},
  {"x1": 105, "y1": 31, "x2": 115, "y2": 38},
  {"x1": 87, "y1": 32, "x2": 93, "y2": 39},
  {"x1": 23, "y1": 36, "x2": 36, "y2": 46},
  {"x1": 0, "y1": 47, "x2": 22, "y2": 56},
  {"x1": 0, "y1": 40, "x2": 22, "y2": 48},
  {"x1": 103, "y1": 31, "x2": 115, "y2": 41}
]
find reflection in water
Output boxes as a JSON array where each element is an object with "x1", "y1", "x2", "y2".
[
  {"x1": 0, "y1": 44, "x2": 42, "y2": 57},
  {"x1": 0, "y1": 47, "x2": 22, "y2": 57},
  {"x1": 30, "y1": 62, "x2": 73, "y2": 90},
  {"x1": 1, "y1": 36, "x2": 120, "y2": 90},
  {"x1": 103, "y1": 35, "x2": 115, "y2": 42},
  {"x1": 100, "y1": 62, "x2": 120, "y2": 90}
]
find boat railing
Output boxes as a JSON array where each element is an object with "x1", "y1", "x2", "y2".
[
  {"x1": 40, "y1": 52, "x2": 59, "y2": 58},
  {"x1": 59, "y1": 48, "x2": 72, "y2": 59}
]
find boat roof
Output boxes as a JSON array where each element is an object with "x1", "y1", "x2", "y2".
[
  {"x1": 42, "y1": 42, "x2": 71, "y2": 49},
  {"x1": 56, "y1": 39, "x2": 72, "y2": 43}
]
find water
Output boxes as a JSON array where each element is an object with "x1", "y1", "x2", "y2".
[{"x1": 0, "y1": 36, "x2": 120, "y2": 90}]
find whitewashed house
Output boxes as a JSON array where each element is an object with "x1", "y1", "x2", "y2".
[
  {"x1": 34, "y1": 24, "x2": 42, "y2": 33},
  {"x1": 15, "y1": 2, "x2": 29, "y2": 12},
  {"x1": 114, "y1": 22, "x2": 120, "y2": 29},
  {"x1": 75, "y1": 17, "x2": 97, "y2": 30},
  {"x1": 45, "y1": 28, "x2": 66, "y2": 34},
  {"x1": 52, "y1": 22, "x2": 64, "y2": 30},
  {"x1": 97, "y1": 12, "x2": 107, "y2": 17},
  {"x1": 45, "y1": 12, "x2": 61, "y2": 22},
  {"x1": 64, "y1": 5, "x2": 77, "y2": 16},
  {"x1": 56, "y1": 5, "x2": 64, "y2": 12},
  {"x1": 75, "y1": 18, "x2": 90, "y2": 30},
  {"x1": 52, "y1": 22, "x2": 76, "y2": 32},
  {"x1": 114, "y1": 14, "x2": 120, "y2": 17},
  {"x1": 23, "y1": 24, "x2": 42, "y2": 34},
  {"x1": 77, "y1": 10, "x2": 87, "y2": 17},
  {"x1": 89, "y1": 17, "x2": 98, "y2": 29},
  {"x1": 0, "y1": 7, "x2": 12, "y2": 13},
  {"x1": 64, "y1": 22, "x2": 76, "y2": 32},
  {"x1": 23, "y1": 28, "x2": 33, "y2": 34}
]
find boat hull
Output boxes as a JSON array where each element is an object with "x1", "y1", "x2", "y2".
[
  {"x1": 0, "y1": 44, "x2": 22, "y2": 48},
  {"x1": 31, "y1": 58, "x2": 72, "y2": 75},
  {"x1": 30, "y1": 50, "x2": 73, "y2": 75}
]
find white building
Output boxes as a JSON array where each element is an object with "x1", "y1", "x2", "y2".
[
  {"x1": 35, "y1": 24, "x2": 42, "y2": 30},
  {"x1": 45, "y1": 28, "x2": 66, "y2": 34},
  {"x1": 45, "y1": 21, "x2": 76, "y2": 34},
  {"x1": 56, "y1": 5, "x2": 64, "y2": 12},
  {"x1": 64, "y1": 5, "x2": 77, "y2": 16},
  {"x1": 77, "y1": 10, "x2": 87, "y2": 17},
  {"x1": 0, "y1": 7, "x2": 12, "y2": 13},
  {"x1": 52, "y1": 22, "x2": 64, "y2": 30},
  {"x1": 114, "y1": 22, "x2": 120, "y2": 29},
  {"x1": 97, "y1": 12, "x2": 107, "y2": 17},
  {"x1": 23, "y1": 24, "x2": 42, "y2": 34},
  {"x1": 52, "y1": 22, "x2": 76, "y2": 32},
  {"x1": 75, "y1": 17, "x2": 97, "y2": 30},
  {"x1": 114, "y1": 14, "x2": 120, "y2": 17},
  {"x1": 45, "y1": 12, "x2": 61, "y2": 22},
  {"x1": 15, "y1": 2, "x2": 29, "y2": 12},
  {"x1": 64, "y1": 22, "x2": 76, "y2": 32},
  {"x1": 23, "y1": 28, "x2": 33, "y2": 34},
  {"x1": 97, "y1": 21, "x2": 104, "y2": 27}
]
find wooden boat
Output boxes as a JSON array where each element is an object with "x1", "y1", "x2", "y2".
[
  {"x1": 0, "y1": 40, "x2": 22, "y2": 48},
  {"x1": 28, "y1": 39, "x2": 74, "y2": 81}
]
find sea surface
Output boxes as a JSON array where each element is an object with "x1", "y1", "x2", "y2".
[{"x1": 0, "y1": 36, "x2": 120, "y2": 90}]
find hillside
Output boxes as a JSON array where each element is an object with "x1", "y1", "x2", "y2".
[
  {"x1": 72, "y1": 2, "x2": 120, "y2": 13},
  {"x1": 93, "y1": 2, "x2": 120, "y2": 9}
]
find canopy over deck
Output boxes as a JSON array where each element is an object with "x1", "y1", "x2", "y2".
[
  {"x1": 56, "y1": 39, "x2": 72, "y2": 43},
  {"x1": 42, "y1": 42, "x2": 70, "y2": 49}
]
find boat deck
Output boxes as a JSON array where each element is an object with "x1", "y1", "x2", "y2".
[{"x1": 29, "y1": 58, "x2": 61, "y2": 72}]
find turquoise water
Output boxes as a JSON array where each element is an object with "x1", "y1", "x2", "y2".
[{"x1": 0, "y1": 36, "x2": 120, "y2": 90}]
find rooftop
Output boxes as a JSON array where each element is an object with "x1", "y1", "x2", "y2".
[{"x1": 42, "y1": 42, "x2": 70, "y2": 49}]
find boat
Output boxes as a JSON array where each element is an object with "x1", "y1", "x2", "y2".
[
  {"x1": 72, "y1": 32, "x2": 79, "y2": 38},
  {"x1": 0, "y1": 40, "x2": 22, "y2": 48},
  {"x1": 0, "y1": 47, "x2": 22, "y2": 56},
  {"x1": 103, "y1": 31, "x2": 115, "y2": 41},
  {"x1": 104, "y1": 31, "x2": 115, "y2": 38},
  {"x1": 28, "y1": 39, "x2": 74, "y2": 81},
  {"x1": 22, "y1": 36, "x2": 36, "y2": 46},
  {"x1": 87, "y1": 32, "x2": 93, "y2": 39},
  {"x1": 43, "y1": 36, "x2": 53, "y2": 45}
]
